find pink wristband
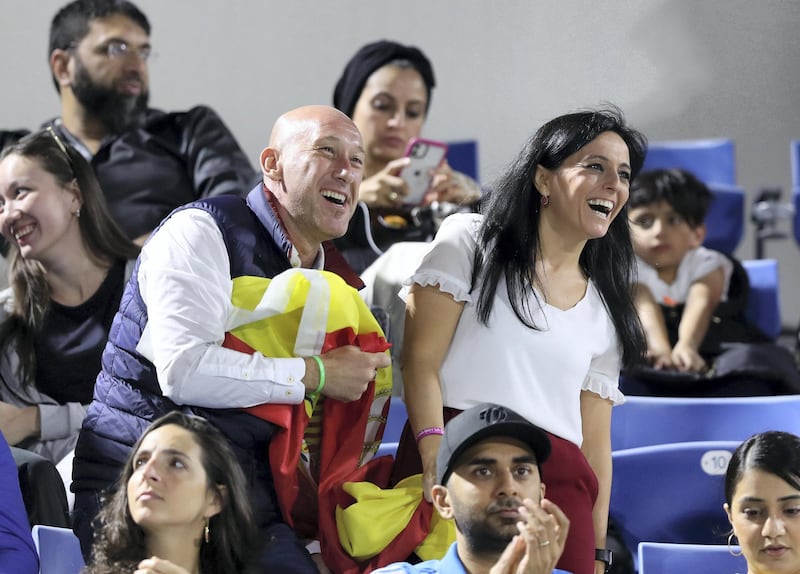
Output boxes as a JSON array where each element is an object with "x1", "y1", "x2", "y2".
[{"x1": 415, "y1": 427, "x2": 445, "y2": 443}]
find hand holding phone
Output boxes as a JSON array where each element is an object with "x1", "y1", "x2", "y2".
[{"x1": 399, "y1": 138, "x2": 448, "y2": 206}]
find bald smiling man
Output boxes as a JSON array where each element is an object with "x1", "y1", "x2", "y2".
[{"x1": 72, "y1": 106, "x2": 391, "y2": 573}]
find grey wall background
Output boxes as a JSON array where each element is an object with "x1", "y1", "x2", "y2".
[{"x1": 2, "y1": 0, "x2": 799, "y2": 327}]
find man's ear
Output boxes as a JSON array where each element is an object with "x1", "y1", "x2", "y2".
[
  {"x1": 431, "y1": 485, "x2": 453, "y2": 520},
  {"x1": 50, "y1": 50, "x2": 72, "y2": 90},
  {"x1": 690, "y1": 223, "x2": 707, "y2": 248},
  {"x1": 260, "y1": 147, "x2": 281, "y2": 182}
]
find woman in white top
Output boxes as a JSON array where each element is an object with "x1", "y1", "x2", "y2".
[{"x1": 398, "y1": 107, "x2": 647, "y2": 574}]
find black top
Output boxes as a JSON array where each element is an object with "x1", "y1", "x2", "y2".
[{"x1": 35, "y1": 259, "x2": 126, "y2": 404}]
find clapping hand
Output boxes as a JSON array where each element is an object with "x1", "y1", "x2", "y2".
[{"x1": 489, "y1": 498, "x2": 570, "y2": 574}]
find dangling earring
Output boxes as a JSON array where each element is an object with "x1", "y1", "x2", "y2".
[
  {"x1": 540, "y1": 195, "x2": 550, "y2": 208},
  {"x1": 204, "y1": 517, "x2": 210, "y2": 544},
  {"x1": 727, "y1": 532, "x2": 742, "y2": 556},
  {"x1": 75, "y1": 207, "x2": 81, "y2": 219}
]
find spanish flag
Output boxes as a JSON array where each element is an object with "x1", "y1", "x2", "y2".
[{"x1": 221, "y1": 268, "x2": 452, "y2": 572}]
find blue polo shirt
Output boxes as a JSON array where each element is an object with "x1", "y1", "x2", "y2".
[{"x1": 371, "y1": 542, "x2": 572, "y2": 573}]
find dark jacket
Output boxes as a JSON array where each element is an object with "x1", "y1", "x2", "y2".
[{"x1": 44, "y1": 106, "x2": 257, "y2": 240}]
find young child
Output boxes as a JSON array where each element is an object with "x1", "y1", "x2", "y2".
[{"x1": 628, "y1": 169, "x2": 733, "y2": 373}]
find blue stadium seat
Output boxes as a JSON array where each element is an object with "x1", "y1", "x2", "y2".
[
  {"x1": 638, "y1": 542, "x2": 746, "y2": 574},
  {"x1": 705, "y1": 184, "x2": 745, "y2": 254},
  {"x1": 383, "y1": 398, "x2": 407, "y2": 443},
  {"x1": 642, "y1": 139, "x2": 743, "y2": 252},
  {"x1": 794, "y1": 188, "x2": 800, "y2": 246},
  {"x1": 446, "y1": 140, "x2": 479, "y2": 182},
  {"x1": 643, "y1": 139, "x2": 736, "y2": 186},
  {"x1": 611, "y1": 395, "x2": 800, "y2": 451},
  {"x1": 376, "y1": 398, "x2": 408, "y2": 458},
  {"x1": 375, "y1": 441, "x2": 399, "y2": 458},
  {"x1": 742, "y1": 258, "x2": 782, "y2": 339},
  {"x1": 790, "y1": 139, "x2": 800, "y2": 245},
  {"x1": 610, "y1": 441, "x2": 740, "y2": 565},
  {"x1": 32, "y1": 525, "x2": 85, "y2": 574}
]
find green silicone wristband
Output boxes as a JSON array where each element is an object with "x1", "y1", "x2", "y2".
[{"x1": 310, "y1": 355, "x2": 326, "y2": 396}]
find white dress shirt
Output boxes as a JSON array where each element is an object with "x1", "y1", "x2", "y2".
[{"x1": 135, "y1": 208, "x2": 320, "y2": 408}]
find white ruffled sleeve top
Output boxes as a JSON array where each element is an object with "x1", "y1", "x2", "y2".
[{"x1": 400, "y1": 213, "x2": 623, "y2": 447}]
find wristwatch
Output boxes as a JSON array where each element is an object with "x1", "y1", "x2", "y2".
[{"x1": 595, "y1": 548, "x2": 613, "y2": 573}]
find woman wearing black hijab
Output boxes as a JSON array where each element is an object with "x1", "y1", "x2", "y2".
[{"x1": 333, "y1": 40, "x2": 480, "y2": 271}]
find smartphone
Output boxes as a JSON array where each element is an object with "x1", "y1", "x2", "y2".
[{"x1": 399, "y1": 138, "x2": 448, "y2": 206}]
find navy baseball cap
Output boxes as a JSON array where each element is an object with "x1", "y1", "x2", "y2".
[{"x1": 436, "y1": 403, "x2": 551, "y2": 485}]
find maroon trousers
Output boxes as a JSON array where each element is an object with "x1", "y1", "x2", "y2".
[{"x1": 392, "y1": 408, "x2": 598, "y2": 574}]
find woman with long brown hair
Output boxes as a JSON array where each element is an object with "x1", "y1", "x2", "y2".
[{"x1": 0, "y1": 129, "x2": 139, "y2": 463}]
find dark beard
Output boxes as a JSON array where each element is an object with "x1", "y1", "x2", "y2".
[
  {"x1": 454, "y1": 498, "x2": 522, "y2": 556},
  {"x1": 71, "y1": 57, "x2": 148, "y2": 135}
]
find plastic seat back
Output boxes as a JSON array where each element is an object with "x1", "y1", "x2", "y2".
[
  {"x1": 376, "y1": 398, "x2": 408, "y2": 458},
  {"x1": 611, "y1": 395, "x2": 800, "y2": 451},
  {"x1": 375, "y1": 441, "x2": 399, "y2": 458},
  {"x1": 642, "y1": 139, "x2": 742, "y2": 251},
  {"x1": 383, "y1": 398, "x2": 407, "y2": 443},
  {"x1": 610, "y1": 441, "x2": 739, "y2": 561},
  {"x1": 742, "y1": 258, "x2": 782, "y2": 339},
  {"x1": 790, "y1": 140, "x2": 800, "y2": 245},
  {"x1": 705, "y1": 184, "x2": 745, "y2": 253},
  {"x1": 446, "y1": 140, "x2": 479, "y2": 181},
  {"x1": 643, "y1": 139, "x2": 736, "y2": 186},
  {"x1": 638, "y1": 542, "x2": 747, "y2": 574},
  {"x1": 32, "y1": 525, "x2": 85, "y2": 574},
  {"x1": 794, "y1": 187, "x2": 800, "y2": 246},
  {"x1": 642, "y1": 139, "x2": 745, "y2": 253}
]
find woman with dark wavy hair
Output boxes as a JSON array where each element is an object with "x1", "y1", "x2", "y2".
[
  {"x1": 399, "y1": 107, "x2": 647, "y2": 574},
  {"x1": 0, "y1": 129, "x2": 139, "y2": 464},
  {"x1": 85, "y1": 411, "x2": 259, "y2": 574}
]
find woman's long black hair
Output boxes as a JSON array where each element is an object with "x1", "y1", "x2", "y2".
[{"x1": 472, "y1": 106, "x2": 647, "y2": 367}]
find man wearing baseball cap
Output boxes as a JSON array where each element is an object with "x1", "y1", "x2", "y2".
[{"x1": 374, "y1": 403, "x2": 570, "y2": 573}]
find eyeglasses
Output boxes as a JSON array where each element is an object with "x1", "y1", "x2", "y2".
[
  {"x1": 76, "y1": 39, "x2": 152, "y2": 61},
  {"x1": 46, "y1": 126, "x2": 74, "y2": 172},
  {"x1": 46, "y1": 126, "x2": 68, "y2": 155}
]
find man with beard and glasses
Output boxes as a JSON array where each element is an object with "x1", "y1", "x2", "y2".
[
  {"x1": 15, "y1": 0, "x2": 256, "y2": 247},
  {"x1": 374, "y1": 404, "x2": 571, "y2": 574}
]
